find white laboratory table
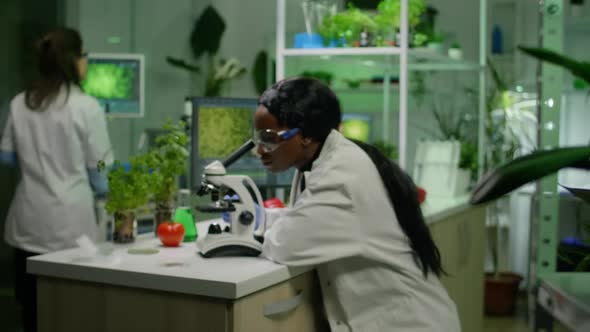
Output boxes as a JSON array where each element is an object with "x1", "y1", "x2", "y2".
[{"x1": 29, "y1": 195, "x2": 486, "y2": 332}]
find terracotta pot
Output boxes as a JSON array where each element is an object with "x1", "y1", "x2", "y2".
[{"x1": 484, "y1": 272, "x2": 523, "y2": 315}]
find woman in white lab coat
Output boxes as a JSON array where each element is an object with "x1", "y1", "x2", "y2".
[
  {"x1": 255, "y1": 77, "x2": 461, "y2": 331},
  {"x1": 0, "y1": 27, "x2": 113, "y2": 332}
]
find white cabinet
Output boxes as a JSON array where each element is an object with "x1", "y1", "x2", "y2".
[{"x1": 37, "y1": 271, "x2": 325, "y2": 332}]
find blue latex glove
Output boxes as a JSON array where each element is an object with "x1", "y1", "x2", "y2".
[{"x1": 0, "y1": 151, "x2": 17, "y2": 167}]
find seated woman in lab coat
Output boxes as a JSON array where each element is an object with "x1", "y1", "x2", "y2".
[
  {"x1": 0, "y1": 27, "x2": 113, "y2": 332},
  {"x1": 256, "y1": 77, "x2": 461, "y2": 332}
]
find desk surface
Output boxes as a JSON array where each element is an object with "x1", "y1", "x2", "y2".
[
  {"x1": 28, "y1": 196, "x2": 471, "y2": 300},
  {"x1": 28, "y1": 220, "x2": 311, "y2": 300}
]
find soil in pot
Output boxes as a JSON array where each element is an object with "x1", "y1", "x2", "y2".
[{"x1": 113, "y1": 211, "x2": 135, "y2": 243}]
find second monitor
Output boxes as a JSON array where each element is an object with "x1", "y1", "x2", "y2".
[{"x1": 191, "y1": 97, "x2": 267, "y2": 189}]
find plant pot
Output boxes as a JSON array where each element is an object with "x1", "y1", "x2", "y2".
[
  {"x1": 484, "y1": 272, "x2": 523, "y2": 315},
  {"x1": 448, "y1": 47, "x2": 463, "y2": 60},
  {"x1": 154, "y1": 201, "x2": 174, "y2": 236},
  {"x1": 113, "y1": 211, "x2": 136, "y2": 243},
  {"x1": 426, "y1": 42, "x2": 444, "y2": 54}
]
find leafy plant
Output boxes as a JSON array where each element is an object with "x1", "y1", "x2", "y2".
[
  {"x1": 471, "y1": 49, "x2": 590, "y2": 272},
  {"x1": 319, "y1": 4, "x2": 377, "y2": 47},
  {"x1": 147, "y1": 121, "x2": 189, "y2": 205},
  {"x1": 483, "y1": 58, "x2": 537, "y2": 174},
  {"x1": 373, "y1": 140, "x2": 398, "y2": 160},
  {"x1": 427, "y1": 33, "x2": 445, "y2": 44},
  {"x1": 519, "y1": 46, "x2": 590, "y2": 84},
  {"x1": 374, "y1": 0, "x2": 426, "y2": 32},
  {"x1": 100, "y1": 155, "x2": 152, "y2": 214},
  {"x1": 166, "y1": 6, "x2": 246, "y2": 96},
  {"x1": 252, "y1": 50, "x2": 269, "y2": 95},
  {"x1": 343, "y1": 78, "x2": 362, "y2": 89},
  {"x1": 459, "y1": 141, "x2": 478, "y2": 172},
  {"x1": 299, "y1": 70, "x2": 334, "y2": 86},
  {"x1": 428, "y1": 99, "x2": 478, "y2": 174}
]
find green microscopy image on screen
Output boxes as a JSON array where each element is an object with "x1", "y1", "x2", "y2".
[
  {"x1": 341, "y1": 118, "x2": 370, "y2": 142},
  {"x1": 82, "y1": 63, "x2": 136, "y2": 99},
  {"x1": 198, "y1": 107, "x2": 253, "y2": 158}
]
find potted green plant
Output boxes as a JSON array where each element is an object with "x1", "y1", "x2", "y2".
[
  {"x1": 374, "y1": 0, "x2": 426, "y2": 46},
  {"x1": 426, "y1": 33, "x2": 445, "y2": 53},
  {"x1": 427, "y1": 102, "x2": 477, "y2": 195},
  {"x1": 478, "y1": 47, "x2": 590, "y2": 311},
  {"x1": 448, "y1": 42, "x2": 462, "y2": 60},
  {"x1": 372, "y1": 140, "x2": 398, "y2": 160},
  {"x1": 479, "y1": 58, "x2": 532, "y2": 315},
  {"x1": 318, "y1": 4, "x2": 377, "y2": 47},
  {"x1": 166, "y1": 6, "x2": 245, "y2": 96},
  {"x1": 299, "y1": 70, "x2": 334, "y2": 86},
  {"x1": 147, "y1": 121, "x2": 189, "y2": 234},
  {"x1": 100, "y1": 155, "x2": 152, "y2": 243}
]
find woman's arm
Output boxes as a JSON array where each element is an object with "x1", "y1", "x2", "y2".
[
  {"x1": 262, "y1": 180, "x2": 363, "y2": 266},
  {"x1": 0, "y1": 111, "x2": 18, "y2": 167}
]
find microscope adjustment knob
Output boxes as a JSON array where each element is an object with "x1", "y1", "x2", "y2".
[
  {"x1": 239, "y1": 211, "x2": 254, "y2": 226},
  {"x1": 208, "y1": 223, "x2": 222, "y2": 235}
]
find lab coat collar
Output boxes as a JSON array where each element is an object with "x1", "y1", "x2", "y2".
[
  {"x1": 298, "y1": 139, "x2": 324, "y2": 173},
  {"x1": 310, "y1": 129, "x2": 341, "y2": 172},
  {"x1": 289, "y1": 130, "x2": 342, "y2": 203}
]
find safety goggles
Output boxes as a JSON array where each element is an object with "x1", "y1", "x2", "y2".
[{"x1": 254, "y1": 128, "x2": 300, "y2": 153}]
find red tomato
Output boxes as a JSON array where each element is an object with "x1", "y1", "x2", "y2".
[
  {"x1": 157, "y1": 221, "x2": 185, "y2": 247},
  {"x1": 263, "y1": 197, "x2": 285, "y2": 209},
  {"x1": 416, "y1": 186, "x2": 427, "y2": 204}
]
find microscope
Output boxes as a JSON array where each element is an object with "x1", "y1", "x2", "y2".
[{"x1": 195, "y1": 140, "x2": 266, "y2": 257}]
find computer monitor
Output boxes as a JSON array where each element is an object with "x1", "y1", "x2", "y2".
[
  {"x1": 81, "y1": 53, "x2": 145, "y2": 117},
  {"x1": 340, "y1": 113, "x2": 372, "y2": 143},
  {"x1": 190, "y1": 97, "x2": 268, "y2": 189}
]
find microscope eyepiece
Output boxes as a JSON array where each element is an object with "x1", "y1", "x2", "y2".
[{"x1": 222, "y1": 139, "x2": 255, "y2": 168}]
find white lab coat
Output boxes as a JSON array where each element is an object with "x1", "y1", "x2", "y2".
[
  {"x1": 1, "y1": 85, "x2": 113, "y2": 253},
  {"x1": 262, "y1": 130, "x2": 461, "y2": 332}
]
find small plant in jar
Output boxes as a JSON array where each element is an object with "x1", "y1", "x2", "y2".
[
  {"x1": 99, "y1": 154, "x2": 152, "y2": 243},
  {"x1": 146, "y1": 121, "x2": 189, "y2": 234}
]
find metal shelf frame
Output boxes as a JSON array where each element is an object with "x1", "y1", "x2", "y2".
[
  {"x1": 275, "y1": 0, "x2": 487, "y2": 174},
  {"x1": 533, "y1": 1, "x2": 590, "y2": 331}
]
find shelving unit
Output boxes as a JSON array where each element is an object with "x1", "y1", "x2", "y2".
[
  {"x1": 276, "y1": 0, "x2": 487, "y2": 174},
  {"x1": 533, "y1": 1, "x2": 590, "y2": 331}
]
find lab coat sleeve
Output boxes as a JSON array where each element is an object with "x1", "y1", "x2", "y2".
[
  {"x1": 262, "y1": 181, "x2": 363, "y2": 267},
  {"x1": 84, "y1": 101, "x2": 114, "y2": 168},
  {"x1": 0, "y1": 111, "x2": 17, "y2": 166}
]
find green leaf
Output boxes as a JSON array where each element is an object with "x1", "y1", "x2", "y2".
[
  {"x1": 190, "y1": 5, "x2": 226, "y2": 59},
  {"x1": 557, "y1": 252, "x2": 576, "y2": 265},
  {"x1": 575, "y1": 254, "x2": 590, "y2": 272},
  {"x1": 300, "y1": 71, "x2": 333, "y2": 86},
  {"x1": 470, "y1": 146, "x2": 590, "y2": 204},
  {"x1": 166, "y1": 57, "x2": 200, "y2": 73},
  {"x1": 561, "y1": 185, "x2": 590, "y2": 204},
  {"x1": 487, "y1": 57, "x2": 508, "y2": 92},
  {"x1": 519, "y1": 46, "x2": 590, "y2": 86},
  {"x1": 252, "y1": 50, "x2": 268, "y2": 95}
]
